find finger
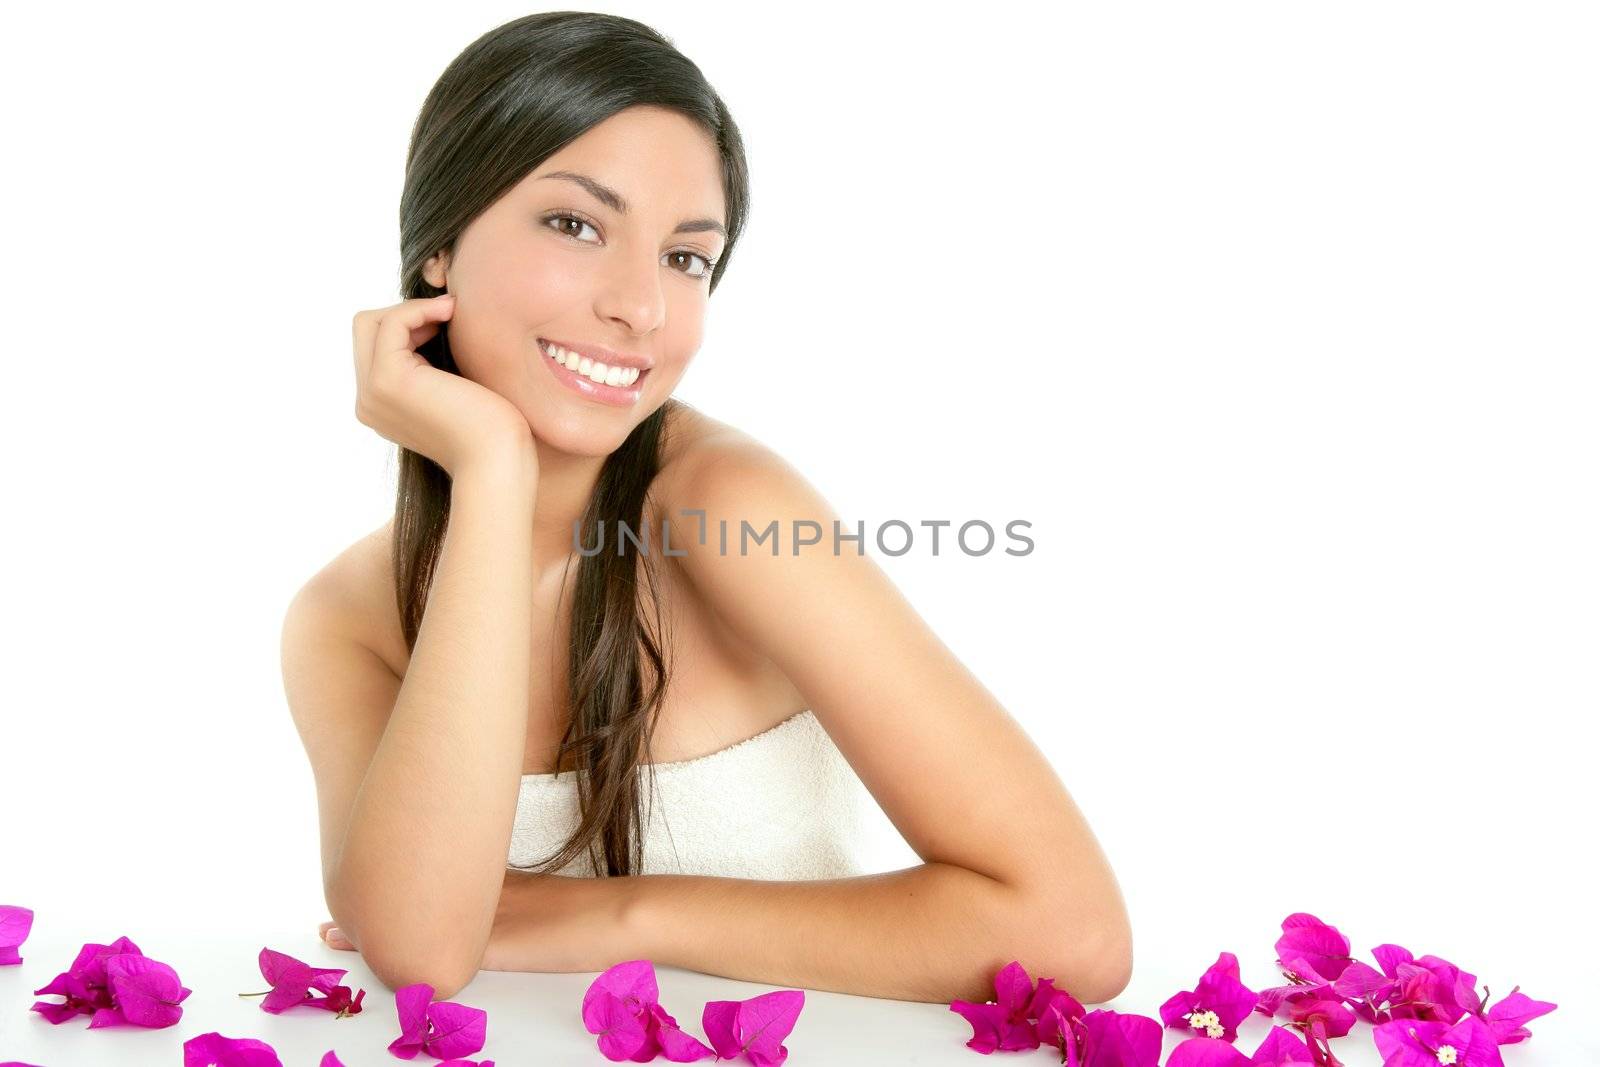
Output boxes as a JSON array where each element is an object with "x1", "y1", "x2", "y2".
[
  {"x1": 321, "y1": 924, "x2": 355, "y2": 949},
  {"x1": 352, "y1": 311, "x2": 379, "y2": 388},
  {"x1": 373, "y1": 295, "x2": 454, "y2": 374}
]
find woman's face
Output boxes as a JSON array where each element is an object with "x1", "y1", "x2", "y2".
[{"x1": 423, "y1": 104, "x2": 728, "y2": 456}]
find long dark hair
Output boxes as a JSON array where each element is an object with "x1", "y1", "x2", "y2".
[{"x1": 391, "y1": 12, "x2": 749, "y2": 876}]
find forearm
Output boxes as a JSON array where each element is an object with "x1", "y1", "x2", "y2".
[
  {"x1": 623, "y1": 862, "x2": 1118, "y2": 1006},
  {"x1": 332, "y1": 452, "x2": 538, "y2": 983}
]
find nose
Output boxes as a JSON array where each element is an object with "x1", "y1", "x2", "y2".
[{"x1": 594, "y1": 247, "x2": 667, "y2": 337}]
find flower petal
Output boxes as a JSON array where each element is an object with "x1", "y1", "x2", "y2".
[
  {"x1": 1274, "y1": 914, "x2": 1353, "y2": 983},
  {"x1": 425, "y1": 1000, "x2": 489, "y2": 1060},
  {"x1": 735, "y1": 990, "x2": 805, "y2": 1067},
  {"x1": 0, "y1": 904, "x2": 35, "y2": 964},
  {"x1": 106, "y1": 953, "x2": 190, "y2": 1028},
  {"x1": 589, "y1": 991, "x2": 650, "y2": 1061},
  {"x1": 1165, "y1": 1036, "x2": 1254, "y2": 1067},
  {"x1": 182, "y1": 1030, "x2": 284, "y2": 1067}
]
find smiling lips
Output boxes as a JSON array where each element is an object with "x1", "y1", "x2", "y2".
[{"x1": 538, "y1": 337, "x2": 651, "y2": 406}]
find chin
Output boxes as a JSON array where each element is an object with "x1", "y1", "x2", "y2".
[{"x1": 525, "y1": 401, "x2": 652, "y2": 459}]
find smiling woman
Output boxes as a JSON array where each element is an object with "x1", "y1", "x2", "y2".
[{"x1": 280, "y1": 10, "x2": 1131, "y2": 1007}]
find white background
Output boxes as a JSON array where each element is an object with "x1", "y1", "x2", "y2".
[{"x1": 2, "y1": 2, "x2": 1595, "y2": 1064}]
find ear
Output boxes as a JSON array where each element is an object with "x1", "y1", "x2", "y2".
[{"x1": 422, "y1": 249, "x2": 451, "y2": 290}]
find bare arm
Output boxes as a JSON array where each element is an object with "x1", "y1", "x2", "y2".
[
  {"x1": 282, "y1": 449, "x2": 537, "y2": 998},
  {"x1": 623, "y1": 439, "x2": 1131, "y2": 1004},
  {"x1": 476, "y1": 437, "x2": 1132, "y2": 1003},
  {"x1": 623, "y1": 862, "x2": 1123, "y2": 1006}
]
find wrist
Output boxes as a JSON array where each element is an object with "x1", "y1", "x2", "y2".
[
  {"x1": 613, "y1": 875, "x2": 659, "y2": 963},
  {"x1": 452, "y1": 444, "x2": 538, "y2": 500}
]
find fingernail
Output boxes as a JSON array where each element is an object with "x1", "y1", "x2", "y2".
[{"x1": 325, "y1": 926, "x2": 342, "y2": 942}]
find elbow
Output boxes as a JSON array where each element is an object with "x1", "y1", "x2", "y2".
[
  {"x1": 1064, "y1": 889, "x2": 1132, "y2": 1005},
  {"x1": 1025, "y1": 929, "x2": 1130, "y2": 1007},
  {"x1": 337, "y1": 910, "x2": 480, "y2": 1002},
  {"x1": 1023, "y1": 860, "x2": 1134, "y2": 1005},
  {"x1": 1014, "y1": 900, "x2": 1133, "y2": 1007},
  {"x1": 327, "y1": 887, "x2": 482, "y2": 1001},
  {"x1": 1082, "y1": 931, "x2": 1133, "y2": 1004},
  {"x1": 1074, "y1": 912, "x2": 1134, "y2": 1005},
  {"x1": 959, "y1": 935, "x2": 1130, "y2": 1010},
  {"x1": 363, "y1": 942, "x2": 479, "y2": 1002}
]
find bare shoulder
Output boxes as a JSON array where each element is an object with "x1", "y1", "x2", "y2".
[
  {"x1": 284, "y1": 520, "x2": 407, "y2": 678},
  {"x1": 649, "y1": 403, "x2": 841, "y2": 621},
  {"x1": 653, "y1": 402, "x2": 818, "y2": 524}
]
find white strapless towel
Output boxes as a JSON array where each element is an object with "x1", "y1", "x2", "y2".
[{"x1": 506, "y1": 708, "x2": 874, "y2": 879}]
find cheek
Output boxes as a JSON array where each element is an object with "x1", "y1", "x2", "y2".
[
  {"x1": 524, "y1": 252, "x2": 591, "y2": 307},
  {"x1": 480, "y1": 245, "x2": 586, "y2": 322},
  {"x1": 451, "y1": 251, "x2": 579, "y2": 379}
]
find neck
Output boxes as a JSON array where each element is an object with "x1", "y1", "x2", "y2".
[{"x1": 529, "y1": 434, "x2": 609, "y2": 574}]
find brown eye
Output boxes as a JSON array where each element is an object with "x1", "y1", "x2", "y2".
[
  {"x1": 665, "y1": 250, "x2": 714, "y2": 279},
  {"x1": 543, "y1": 212, "x2": 601, "y2": 243}
]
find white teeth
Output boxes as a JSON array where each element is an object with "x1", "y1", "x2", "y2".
[{"x1": 542, "y1": 341, "x2": 641, "y2": 386}]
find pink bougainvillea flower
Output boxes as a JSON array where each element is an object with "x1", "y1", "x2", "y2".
[
  {"x1": 949, "y1": 961, "x2": 1043, "y2": 1054},
  {"x1": 319, "y1": 983, "x2": 368, "y2": 1016},
  {"x1": 323, "y1": 1051, "x2": 494, "y2": 1067},
  {"x1": 646, "y1": 1000, "x2": 718, "y2": 1062},
  {"x1": 29, "y1": 936, "x2": 140, "y2": 1023},
  {"x1": 701, "y1": 989, "x2": 805, "y2": 1067},
  {"x1": 1031, "y1": 975, "x2": 1089, "y2": 1060},
  {"x1": 1254, "y1": 917, "x2": 1557, "y2": 1060},
  {"x1": 1166, "y1": 1025, "x2": 1315, "y2": 1067},
  {"x1": 1073, "y1": 1009, "x2": 1162, "y2": 1067},
  {"x1": 1273, "y1": 915, "x2": 1356, "y2": 986},
  {"x1": 1253, "y1": 960, "x2": 1334, "y2": 1021},
  {"x1": 30, "y1": 935, "x2": 191, "y2": 1029},
  {"x1": 1159, "y1": 951, "x2": 1259, "y2": 1043},
  {"x1": 1036, "y1": 1001, "x2": 1085, "y2": 1065},
  {"x1": 386, "y1": 981, "x2": 488, "y2": 1061},
  {"x1": 1329, "y1": 958, "x2": 1394, "y2": 1025},
  {"x1": 0, "y1": 904, "x2": 34, "y2": 965},
  {"x1": 182, "y1": 1030, "x2": 284, "y2": 1067},
  {"x1": 243, "y1": 947, "x2": 367, "y2": 1016},
  {"x1": 99, "y1": 952, "x2": 192, "y2": 1028},
  {"x1": 1372, "y1": 1013, "x2": 1504, "y2": 1067},
  {"x1": 339, "y1": 1054, "x2": 497, "y2": 1067},
  {"x1": 1025, "y1": 1004, "x2": 1159, "y2": 1067},
  {"x1": 1253, "y1": 963, "x2": 1355, "y2": 1066},
  {"x1": 1255, "y1": 950, "x2": 1361, "y2": 1066},
  {"x1": 1335, "y1": 941, "x2": 1556, "y2": 1043},
  {"x1": 1327, "y1": 944, "x2": 1439, "y2": 1026},
  {"x1": 1331, "y1": 944, "x2": 1477, "y2": 1026},
  {"x1": 949, "y1": 959, "x2": 1088, "y2": 1057},
  {"x1": 582, "y1": 959, "x2": 714, "y2": 1062},
  {"x1": 1382, "y1": 951, "x2": 1482, "y2": 1026},
  {"x1": 1470, "y1": 986, "x2": 1557, "y2": 1045},
  {"x1": 582, "y1": 959, "x2": 660, "y2": 1060},
  {"x1": 1281, "y1": 995, "x2": 1357, "y2": 1067}
]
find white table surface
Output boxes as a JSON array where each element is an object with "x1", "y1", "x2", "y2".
[{"x1": 2, "y1": 919, "x2": 1588, "y2": 1067}]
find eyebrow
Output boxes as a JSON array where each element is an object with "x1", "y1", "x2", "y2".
[{"x1": 536, "y1": 169, "x2": 727, "y2": 240}]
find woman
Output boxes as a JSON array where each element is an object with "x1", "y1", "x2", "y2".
[{"x1": 283, "y1": 11, "x2": 1131, "y2": 1006}]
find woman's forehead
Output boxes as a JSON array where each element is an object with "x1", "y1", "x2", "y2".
[{"x1": 522, "y1": 108, "x2": 725, "y2": 220}]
